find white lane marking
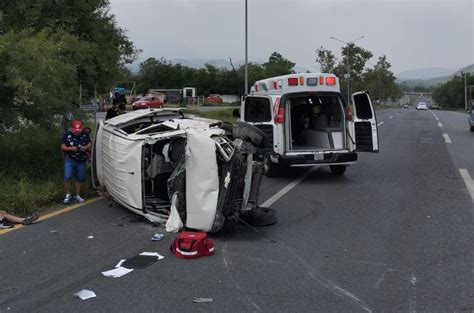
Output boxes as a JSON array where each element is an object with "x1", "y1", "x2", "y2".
[
  {"x1": 377, "y1": 121, "x2": 384, "y2": 126},
  {"x1": 261, "y1": 167, "x2": 318, "y2": 207},
  {"x1": 438, "y1": 122, "x2": 443, "y2": 127},
  {"x1": 459, "y1": 169, "x2": 474, "y2": 202},
  {"x1": 435, "y1": 117, "x2": 439, "y2": 121},
  {"x1": 389, "y1": 116, "x2": 394, "y2": 119},
  {"x1": 442, "y1": 133, "x2": 452, "y2": 143}
]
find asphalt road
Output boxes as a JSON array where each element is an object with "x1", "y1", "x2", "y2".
[{"x1": 1, "y1": 107, "x2": 473, "y2": 312}]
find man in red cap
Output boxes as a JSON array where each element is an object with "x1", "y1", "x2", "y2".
[{"x1": 60, "y1": 119, "x2": 91, "y2": 203}]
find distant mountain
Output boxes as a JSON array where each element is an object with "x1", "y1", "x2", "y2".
[
  {"x1": 397, "y1": 64, "x2": 474, "y2": 88},
  {"x1": 397, "y1": 67, "x2": 456, "y2": 80}
]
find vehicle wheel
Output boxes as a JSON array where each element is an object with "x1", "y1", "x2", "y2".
[
  {"x1": 264, "y1": 156, "x2": 280, "y2": 177},
  {"x1": 471, "y1": 126, "x2": 474, "y2": 132},
  {"x1": 329, "y1": 165, "x2": 346, "y2": 175}
]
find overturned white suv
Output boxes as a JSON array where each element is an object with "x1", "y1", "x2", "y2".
[{"x1": 92, "y1": 109, "x2": 271, "y2": 233}]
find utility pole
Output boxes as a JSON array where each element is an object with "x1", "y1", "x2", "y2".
[
  {"x1": 244, "y1": 0, "x2": 248, "y2": 95},
  {"x1": 465, "y1": 73, "x2": 468, "y2": 111},
  {"x1": 330, "y1": 35, "x2": 365, "y2": 103}
]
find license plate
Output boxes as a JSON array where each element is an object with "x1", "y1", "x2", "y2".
[{"x1": 313, "y1": 153, "x2": 324, "y2": 160}]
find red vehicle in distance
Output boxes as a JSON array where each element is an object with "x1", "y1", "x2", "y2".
[
  {"x1": 132, "y1": 96, "x2": 162, "y2": 110},
  {"x1": 204, "y1": 94, "x2": 223, "y2": 104}
]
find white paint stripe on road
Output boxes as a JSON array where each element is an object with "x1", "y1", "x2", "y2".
[
  {"x1": 261, "y1": 167, "x2": 318, "y2": 207},
  {"x1": 443, "y1": 133, "x2": 452, "y2": 143},
  {"x1": 377, "y1": 121, "x2": 384, "y2": 126},
  {"x1": 435, "y1": 117, "x2": 439, "y2": 121},
  {"x1": 437, "y1": 122, "x2": 443, "y2": 127},
  {"x1": 459, "y1": 169, "x2": 474, "y2": 203},
  {"x1": 389, "y1": 116, "x2": 393, "y2": 119}
]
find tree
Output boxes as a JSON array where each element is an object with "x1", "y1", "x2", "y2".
[
  {"x1": 0, "y1": 0, "x2": 138, "y2": 128},
  {"x1": 432, "y1": 73, "x2": 473, "y2": 109},
  {"x1": 334, "y1": 43, "x2": 373, "y2": 99},
  {"x1": 263, "y1": 52, "x2": 295, "y2": 77},
  {"x1": 315, "y1": 46, "x2": 336, "y2": 73},
  {"x1": 364, "y1": 55, "x2": 402, "y2": 102}
]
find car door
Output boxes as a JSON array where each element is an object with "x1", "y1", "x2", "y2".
[{"x1": 351, "y1": 91, "x2": 379, "y2": 152}]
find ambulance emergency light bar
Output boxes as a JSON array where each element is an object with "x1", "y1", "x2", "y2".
[{"x1": 252, "y1": 73, "x2": 338, "y2": 94}]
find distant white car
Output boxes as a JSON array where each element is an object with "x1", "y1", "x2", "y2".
[{"x1": 416, "y1": 102, "x2": 427, "y2": 110}]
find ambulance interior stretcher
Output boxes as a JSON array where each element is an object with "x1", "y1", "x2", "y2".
[{"x1": 288, "y1": 93, "x2": 346, "y2": 152}]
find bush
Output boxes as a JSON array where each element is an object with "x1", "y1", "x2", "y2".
[{"x1": 0, "y1": 125, "x2": 93, "y2": 215}]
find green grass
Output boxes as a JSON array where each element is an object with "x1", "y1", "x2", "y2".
[
  {"x1": 185, "y1": 108, "x2": 237, "y2": 123},
  {"x1": 0, "y1": 125, "x2": 95, "y2": 215}
]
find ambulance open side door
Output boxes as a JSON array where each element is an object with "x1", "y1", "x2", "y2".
[{"x1": 351, "y1": 91, "x2": 379, "y2": 152}]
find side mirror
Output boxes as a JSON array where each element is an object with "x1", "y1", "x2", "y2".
[{"x1": 233, "y1": 109, "x2": 240, "y2": 118}]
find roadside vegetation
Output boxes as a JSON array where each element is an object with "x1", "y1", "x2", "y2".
[
  {"x1": 432, "y1": 73, "x2": 474, "y2": 110},
  {"x1": 0, "y1": 1, "x2": 137, "y2": 215}
]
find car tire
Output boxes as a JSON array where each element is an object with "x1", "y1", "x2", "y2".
[
  {"x1": 470, "y1": 125, "x2": 474, "y2": 132},
  {"x1": 329, "y1": 165, "x2": 347, "y2": 175},
  {"x1": 264, "y1": 156, "x2": 281, "y2": 177}
]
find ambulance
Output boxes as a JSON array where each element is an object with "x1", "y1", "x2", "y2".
[{"x1": 237, "y1": 73, "x2": 379, "y2": 176}]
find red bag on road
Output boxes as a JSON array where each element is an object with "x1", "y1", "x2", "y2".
[{"x1": 171, "y1": 231, "x2": 215, "y2": 259}]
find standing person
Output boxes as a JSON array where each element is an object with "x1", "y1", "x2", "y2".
[
  {"x1": 61, "y1": 120, "x2": 91, "y2": 204},
  {"x1": 105, "y1": 101, "x2": 121, "y2": 120}
]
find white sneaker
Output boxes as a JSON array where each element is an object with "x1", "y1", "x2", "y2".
[
  {"x1": 75, "y1": 195, "x2": 85, "y2": 203},
  {"x1": 63, "y1": 193, "x2": 72, "y2": 204}
]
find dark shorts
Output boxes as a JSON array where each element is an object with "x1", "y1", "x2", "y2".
[{"x1": 64, "y1": 158, "x2": 87, "y2": 182}]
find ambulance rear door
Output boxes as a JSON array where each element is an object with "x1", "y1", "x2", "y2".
[
  {"x1": 242, "y1": 95, "x2": 276, "y2": 154},
  {"x1": 351, "y1": 91, "x2": 379, "y2": 152}
]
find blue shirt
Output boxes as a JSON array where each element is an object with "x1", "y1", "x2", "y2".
[{"x1": 62, "y1": 131, "x2": 91, "y2": 162}]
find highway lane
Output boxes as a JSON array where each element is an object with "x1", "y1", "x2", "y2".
[
  {"x1": 1, "y1": 107, "x2": 473, "y2": 312},
  {"x1": 429, "y1": 110, "x2": 474, "y2": 200}
]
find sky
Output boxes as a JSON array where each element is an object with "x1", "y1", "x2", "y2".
[{"x1": 109, "y1": 0, "x2": 473, "y2": 75}]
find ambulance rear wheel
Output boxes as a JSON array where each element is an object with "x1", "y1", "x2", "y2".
[
  {"x1": 329, "y1": 165, "x2": 346, "y2": 175},
  {"x1": 264, "y1": 156, "x2": 280, "y2": 177}
]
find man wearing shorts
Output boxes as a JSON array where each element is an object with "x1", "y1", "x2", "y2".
[{"x1": 61, "y1": 120, "x2": 91, "y2": 204}]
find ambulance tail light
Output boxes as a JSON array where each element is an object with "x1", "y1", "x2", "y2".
[
  {"x1": 326, "y1": 76, "x2": 336, "y2": 86},
  {"x1": 345, "y1": 105, "x2": 353, "y2": 121},
  {"x1": 274, "y1": 107, "x2": 285, "y2": 123},
  {"x1": 288, "y1": 77, "x2": 298, "y2": 86}
]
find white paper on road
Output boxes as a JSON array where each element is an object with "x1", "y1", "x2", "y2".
[
  {"x1": 102, "y1": 267, "x2": 133, "y2": 278},
  {"x1": 87, "y1": 235, "x2": 94, "y2": 239},
  {"x1": 74, "y1": 289, "x2": 96, "y2": 300},
  {"x1": 140, "y1": 252, "x2": 164, "y2": 260},
  {"x1": 115, "y1": 259, "x2": 126, "y2": 268}
]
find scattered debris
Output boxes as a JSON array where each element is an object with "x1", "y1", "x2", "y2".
[
  {"x1": 139, "y1": 252, "x2": 165, "y2": 259},
  {"x1": 151, "y1": 233, "x2": 164, "y2": 241},
  {"x1": 115, "y1": 259, "x2": 126, "y2": 268},
  {"x1": 117, "y1": 252, "x2": 164, "y2": 270},
  {"x1": 49, "y1": 230, "x2": 59, "y2": 233},
  {"x1": 193, "y1": 297, "x2": 214, "y2": 303},
  {"x1": 410, "y1": 276, "x2": 417, "y2": 286},
  {"x1": 87, "y1": 235, "x2": 94, "y2": 239},
  {"x1": 74, "y1": 289, "x2": 96, "y2": 300},
  {"x1": 165, "y1": 193, "x2": 183, "y2": 233},
  {"x1": 101, "y1": 267, "x2": 133, "y2": 278}
]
